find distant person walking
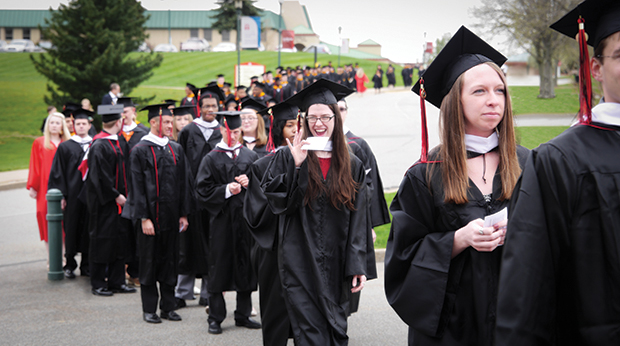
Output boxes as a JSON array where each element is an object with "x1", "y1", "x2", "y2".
[
  {"x1": 372, "y1": 69, "x2": 383, "y2": 94},
  {"x1": 355, "y1": 68, "x2": 369, "y2": 95},
  {"x1": 101, "y1": 83, "x2": 121, "y2": 105}
]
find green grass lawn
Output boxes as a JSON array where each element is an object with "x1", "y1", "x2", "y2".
[{"x1": 509, "y1": 83, "x2": 580, "y2": 115}]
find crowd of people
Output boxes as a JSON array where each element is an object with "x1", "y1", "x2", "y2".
[{"x1": 26, "y1": 1, "x2": 620, "y2": 344}]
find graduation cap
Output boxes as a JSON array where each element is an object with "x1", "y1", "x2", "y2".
[
  {"x1": 172, "y1": 106, "x2": 194, "y2": 117},
  {"x1": 97, "y1": 104, "x2": 124, "y2": 123},
  {"x1": 71, "y1": 108, "x2": 94, "y2": 120},
  {"x1": 236, "y1": 85, "x2": 247, "y2": 90},
  {"x1": 217, "y1": 74, "x2": 225, "y2": 78},
  {"x1": 196, "y1": 85, "x2": 225, "y2": 104},
  {"x1": 253, "y1": 81, "x2": 266, "y2": 90},
  {"x1": 258, "y1": 102, "x2": 301, "y2": 152},
  {"x1": 239, "y1": 98, "x2": 266, "y2": 111},
  {"x1": 224, "y1": 94, "x2": 239, "y2": 109},
  {"x1": 285, "y1": 78, "x2": 354, "y2": 112},
  {"x1": 63, "y1": 102, "x2": 81, "y2": 112},
  {"x1": 186, "y1": 82, "x2": 197, "y2": 90},
  {"x1": 117, "y1": 97, "x2": 136, "y2": 108},
  {"x1": 223, "y1": 82, "x2": 232, "y2": 88},
  {"x1": 550, "y1": 0, "x2": 620, "y2": 124},
  {"x1": 215, "y1": 110, "x2": 243, "y2": 146},
  {"x1": 250, "y1": 76, "x2": 259, "y2": 80},
  {"x1": 140, "y1": 103, "x2": 173, "y2": 120},
  {"x1": 411, "y1": 26, "x2": 506, "y2": 163},
  {"x1": 164, "y1": 99, "x2": 177, "y2": 107}
]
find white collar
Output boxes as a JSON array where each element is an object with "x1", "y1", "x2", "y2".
[
  {"x1": 342, "y1": 125, "x2": 351, "y2": 134},
  {"x1": 465, "y1": 132, "x2": 499, "y2": 154},
  {"x1": 194, "y1": 117, "x2": 219, "y2": 128},
  {"x1": 141, "y1": 132, "x2": 169, "y2": 147},
  {"x1": 70, "y1": 135, "x2": 92, "y2": 145},
  {"x1": 216, "y1": 140, "x2": 242, "y2": 151},
  {"x1": 591, "y1": 102, "x2": 620, "y2": 127},
  {"x1": 243, "y1": 136, "x2": 256, "y2": 143},
  {"x1": 122, "y1": 122, "x2": 137, "y2": 132}
]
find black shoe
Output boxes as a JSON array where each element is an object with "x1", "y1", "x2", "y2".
[
  {"x1": 235, "y1": 317, "x2": 261, "y2": 329},
  {"x1": 80, "y1": 269, "x2": 90, "y2": 277},
  {"x1": 110, "y1": 285, "x2": 137, "y2": 293},
  {"x1": 91, "y1": 287, "x2": 113, "y2": 296},
  {"x1": 175, "y1": 298, "x2": 187, "y2": 309},
  {"x1": 198, "y1": 297, "x2": 208, "y2": 306},
  {"x1": 160, "y1": 310, "x2": 182, "y2": 321},
  {"x1": 208, "y1": 321, "x2": 222, "y2": 334},
  {"x1": 143, "y1": 312, "x2": 162, "y2": 324},
  {"x1": 64, "y1": 269, "x2": 76, "y2": 279}
]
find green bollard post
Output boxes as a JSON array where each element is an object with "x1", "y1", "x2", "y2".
[{"x1": 47, "y1": 189, "x2": 64, "y2": 281}]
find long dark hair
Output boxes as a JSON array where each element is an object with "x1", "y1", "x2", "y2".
[{"x1": 302, "y1": 103, "x2": 357, "y2": 210}]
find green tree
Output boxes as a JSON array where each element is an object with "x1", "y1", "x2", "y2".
[
  {"x1": 212, "y1": 0, "x2": 262, "y2": 33},
  {"x1": 472, "y1": 0, "x2": 581, "y2": 99},
  {"x1": 31, "y1": 0, "x2": 163, "y2": 108},
  {"x1": 427, "y1": 33, "x2": 452, "y2": 65}
]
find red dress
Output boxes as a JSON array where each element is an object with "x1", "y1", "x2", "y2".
[
  {"x1": 355, "y1": 73, "x2": 369, "y2": 93},
  {"x1": 27, "y1": 136, "x2": 59, "y2": 242}
]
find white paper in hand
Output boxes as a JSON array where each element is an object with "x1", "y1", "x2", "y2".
[
  {"x1": 483, "y1": 207, "x2": 507, "y2": 227},
  {"x1": 301, "y1": 136, "x2": 330, "y2": 151}
]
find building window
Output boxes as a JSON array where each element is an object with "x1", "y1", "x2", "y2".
[
  {"x1": 5, "y1": 28, "x2": 13, "y2": 40},
  {"x1": 221, "y1": 30, "x2": 230, "y2": 42},
  {"x1": 203, "y1": 29, "x2": 212, "y2": 41},
  {"x1": 23, "y1": 28, "x2": 30, "y2": 40},
  {"x1": 190, "y1": 28, "x2": 198, "y2": 38}
]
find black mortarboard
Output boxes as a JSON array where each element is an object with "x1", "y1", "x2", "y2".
[
  {"x1": 172, "y1": 106, "x2": 194, "y2": 117},
  {"x1": 236, "y1": 85, "x2": 247, "y2": 90},
  {"x1": 139, "y1": 103, "x2": 173, "y2": 121},
  {"x1": 186, "y1": 82, "x2": 197, "y2": 90},
  {"x1": 224, "y1": 94, "x2": 238, "y2": 108},
  {"x1": 223, "y1": 82, "x2": 231, "y2": 88},
  {"x1": 197, "y1": 85, "x2": 225, "y2": 103},
  {"x1": 72, "y1": 108, "x2": 94, "y2": 120},
  {"x1": 253, "y1": 81, "x2": 266, "y2": 89},
  {"x1": 266, "y1": 70, "x2": 273, "y2": 75},
  {"x1": 550, "y1": 0, "x2": 620, "y2": 48},
  {"x1": 164, "y1": 99, "x2": 177, "y2": 107},
  {"x1": 239, "y1": 98, "x2": 266, "y2": 111},
  {"x1": 250, "y1": 76, "x2": 259, "y2": 80},
  {"x1": 412, "y1": 26, "x2": 507, "y2": 109},
  {"x1": 259, "y1": 102, "x2": 299, "y2": 122},
  {"x1": 285, "y1": 78, "x2": 354, "y2": 111},
  {"x1": 217, "y1": 74, "x2": 225, "y2": 78},
  {"x1": 117, "y1": 97, "x2": 136, "y2": 108},
  {"x1": 97, "y1": 105, "x2": 123, "y2": 123},
  {"x1": 63, "y1": 102, "x2": 81, "y2": 112},
  {"x1": 215, "y1": 111, "x2": 243, "y2": 130}
]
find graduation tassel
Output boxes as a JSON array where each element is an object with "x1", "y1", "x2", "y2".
[
  {"x1": 482, "y1": 153, "x2": 487, "y2": 184},
  {"x1": 158, "y1": 107, "x2": 163, "y2": 138},
  {"x1": 195, "y1": 90, "x2": 201, "y2": 119},
  {"x1": 577, "y1": 17, "x2": 593, "y2": 124},
  {"x1": 419, "y1": 78, "x2": 429, "y2": 163},
  {"x1": 224, "y1": 118, "x2": 232, "y2": 148},
  {"x1": 297, "y1": 110, "x2": 301, "y2": 132},
  {"x1": 266, "y1": 109, "x2": 275, "y2": 153}
]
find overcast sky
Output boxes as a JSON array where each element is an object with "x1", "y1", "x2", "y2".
[{"x1": 17, "y1": 0, "x2": 517, "y2": 63}]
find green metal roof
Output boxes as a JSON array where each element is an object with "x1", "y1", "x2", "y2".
[
  {"x1": 301, "y1": 5, "x2": 313, "y2": 31},
  {"x1": 358, "y1": 39, "x2": 380, "y2": 46},
  {"x1": 293, "y1": 25, "x2": 314, "y2": 35},
  {"x1": 0, "y1": 9, "x2": 282, "y2": 30},
  {"x1": 0, "y1": 10, "x2": 52, "y2": 28}
]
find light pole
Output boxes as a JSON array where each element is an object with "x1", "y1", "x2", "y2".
[
  {"x1": 236, "y1": 0, "x2": 242, "y2": 86},
  {"x1": 338, "y1": 26, "x2": 341, "y2": 67},
  {"x1": 277, "y1": 0, "x2": 284, "y2": 67}
]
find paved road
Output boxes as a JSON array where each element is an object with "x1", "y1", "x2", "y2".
[{"x1": 0, "y1": 188, "x2": 408, "y2": 345}]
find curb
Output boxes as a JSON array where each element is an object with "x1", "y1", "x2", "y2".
[
  {"x1": 0, "y1": 181, "x2": 27, "y2": 192},
  {"x1": 375, "y1": 248, "x2": 385, "y2": 263}
]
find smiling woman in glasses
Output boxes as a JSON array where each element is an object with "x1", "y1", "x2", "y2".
[{"x1": 239, "y1": 98, "x2": 269, "y2": 158}]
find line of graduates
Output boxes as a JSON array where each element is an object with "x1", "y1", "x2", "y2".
[
  {"x1": 40, "y1": 69, "x2": 386, "y2": 345},
  {"x1": 385, "y1": 1, "x2": 620, "y2": 345}
]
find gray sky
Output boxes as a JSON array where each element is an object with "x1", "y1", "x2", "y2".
[{"x1": 16, "y1": 0, "x2": 515, "y2": 63}]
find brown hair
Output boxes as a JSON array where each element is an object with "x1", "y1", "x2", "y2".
[
  {"x1": 302, "y1": 103, "x2": 357, "y2": 210},
  {"x1": 171, "y1": 114, "x2": 192, "y2": 141},
  {"x1": 240, "y1": 109, "x2": 268, "y2": 146},
  {"x1": 429, "y1": 62, "x2": 520, "y2": 204},
  {"x1": 594, "y1": 32, "x2": 620, "y2": 63}
]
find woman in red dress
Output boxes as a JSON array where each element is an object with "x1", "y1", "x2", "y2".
[
  {"x1": 355, "y1": 67, "x2": 369, "y2": 95},
  {"x1": 27, "y1": 112, "x2": 70, "y2": 251}
]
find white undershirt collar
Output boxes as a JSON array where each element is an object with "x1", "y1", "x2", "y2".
[
  {"x1": 592, "y1": 102, "x2": 620, "y2": 127},
  {"x1": 465, "y1": 132, "x2": 499, "y2": 154}
]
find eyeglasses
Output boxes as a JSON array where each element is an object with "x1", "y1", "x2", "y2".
[
  {"x1": 306, "y1": 115, "x2": 335, "y2": 124},
  {"x1": 595, "y1": 54, "x2": 620, "y2": 61},
  {"x1": 240, "y1": 117, "x2": 257, "y2": 122}
]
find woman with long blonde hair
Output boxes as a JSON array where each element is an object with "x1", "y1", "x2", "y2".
[
  {"x1": 27, "y1": 112, "x2": 70, "y2": 252},
  {"x1": 385, "y1": 27, "x2": 529, "y2": 346}
]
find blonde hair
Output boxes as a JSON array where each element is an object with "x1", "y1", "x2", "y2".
[
  {"x1": 172, "y1": 114, "x2": 192, "y2": 141},
  {"x1": 430, "y1": 62, "x2": 520, "y2": 204},
  {"x1": 43, "y1": 112, "x2": 71, "y2": 150},
  {"x1": 240, "y1": 108, "x2": 268, "y2": 146}
]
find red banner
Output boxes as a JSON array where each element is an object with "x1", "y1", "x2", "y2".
[
  {"x1": 425, "y1": 42, "x2": 433, "y2": 54},
  {"x1": 282, "y1": 30, "x2": 295, "y2": 49}
]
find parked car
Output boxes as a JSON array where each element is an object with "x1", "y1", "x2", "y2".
[
  {"x1": 211, "y1": 42, "x2": 236, "y2": 52},
  {"x1": 5, "y1": 39, "x2": 36, "y2": 52},
  {"x1": 0, "y1": 40, "x2": 7, "y2": 52},
  {"x1": 303, "y1": 44, "x2": 331, "y2": 55},
  {"x1": 136, "y1": 42, "x2": 151, "y2": 53},
  {"x1": 180, "y1": 38, "x2": 209, "y2": 52},
  {"x1": 35, "y1": 41, "x2": 55, "y2": 52},
  {"x1": 153, "y1": 43, "x2": 178, "y2": 53}
]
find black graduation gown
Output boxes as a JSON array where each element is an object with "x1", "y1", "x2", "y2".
[
  {"x1": 176, "y1": 121, "x2": 222, "y2": 275},
  {"x1": 84, "y1": 136, "x2": 128, "y2": 263},
  {"x1": 496, "y1": 123, "x2": 620, "y2": 345},
  {"x1": 244, "y1": 142, "x2": 269, "y2": 159},
  {"x1": 261, "y1": 147, "x2": 373, "y2": 346},
  {"x1": 48, "y1": 139, "x2": 90, "y2": 257},
  {"x1": 122, "y1": 140, "x2": 191, "y2": 286},
  {"x1": 244, "y1": 152, "x2": 292, "y2": 346},
  {"x1": 195, "y1": 146, "x2": 259, "y2": 293},
  {"x1": 385, "y1": 146, "x2": 528, "y2": 346},
  {"x1": 386, "y1": 71, "x2": 396, "y2": 86}
]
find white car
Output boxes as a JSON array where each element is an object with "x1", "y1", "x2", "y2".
[
  {"x1": 153, "y1": 44, "x2": 178, "y2": 53},
  {"x1": 0, "y1": 40, "x2": 7, "y2": 52},
  {"x1": 180, "y1": 38, "x2": 209, "y2": 52},
  {"x1": 303, "y1": 44, "x2": 331, "y2": 55},
  {"x1": 212, "y1": 42, "x2": 236, "y2": 52},
  {"x1": 5, "y1": 39, "x2": 36, "y2": 52}
]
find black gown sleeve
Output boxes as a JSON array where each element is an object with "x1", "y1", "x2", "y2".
[
  {"x1": 195, "y1": 153, "x2": 229, "y2": 215},
  {"x1": 243, "y1": 157, "x2": 277, "y2": 250},
  {"x1": 261, "y1": 147, "x2": 309, "y2": 216},
  {"x1": 384, "y1": 164, "x2": 456, "y2": 337},
  {"x1": 344, "y1": 157, "x2": 373, "y2": 279},
  {"x1": 123, "y1": 146, "x2": 150, "y2": 221},
  {"x1": 47, "y1": 145, "x2": 68, "y2": 197},
  {"x1": 89, "y1": 143, "x2": 120, "y2": 205}
]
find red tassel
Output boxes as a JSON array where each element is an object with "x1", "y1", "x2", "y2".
[
  {"x1": 266, "y1": 109, "x2": 275, "y2": 152},
  {"x1": 297, "y1": 110, "x2": 301, "y2": 132},
  {"x1": 224, "y1": 118, "x2": 232, "y2": 147},
  {"x1": 577, "y1": 17, "x2": 592, "y2": 124},
  {"x1": 419, "y1": 78, "x2": 429, "y2": 163},
  {"x1": 195, "y1": 90, "x2": 201, "y2": 119},
  {"x1": 158, "y1": 107, "x2": 163, "y2": 138}
]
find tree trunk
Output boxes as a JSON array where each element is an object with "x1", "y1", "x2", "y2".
[{"x1": 538, "y1": 44, "x2": 556, "y2": 99}]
